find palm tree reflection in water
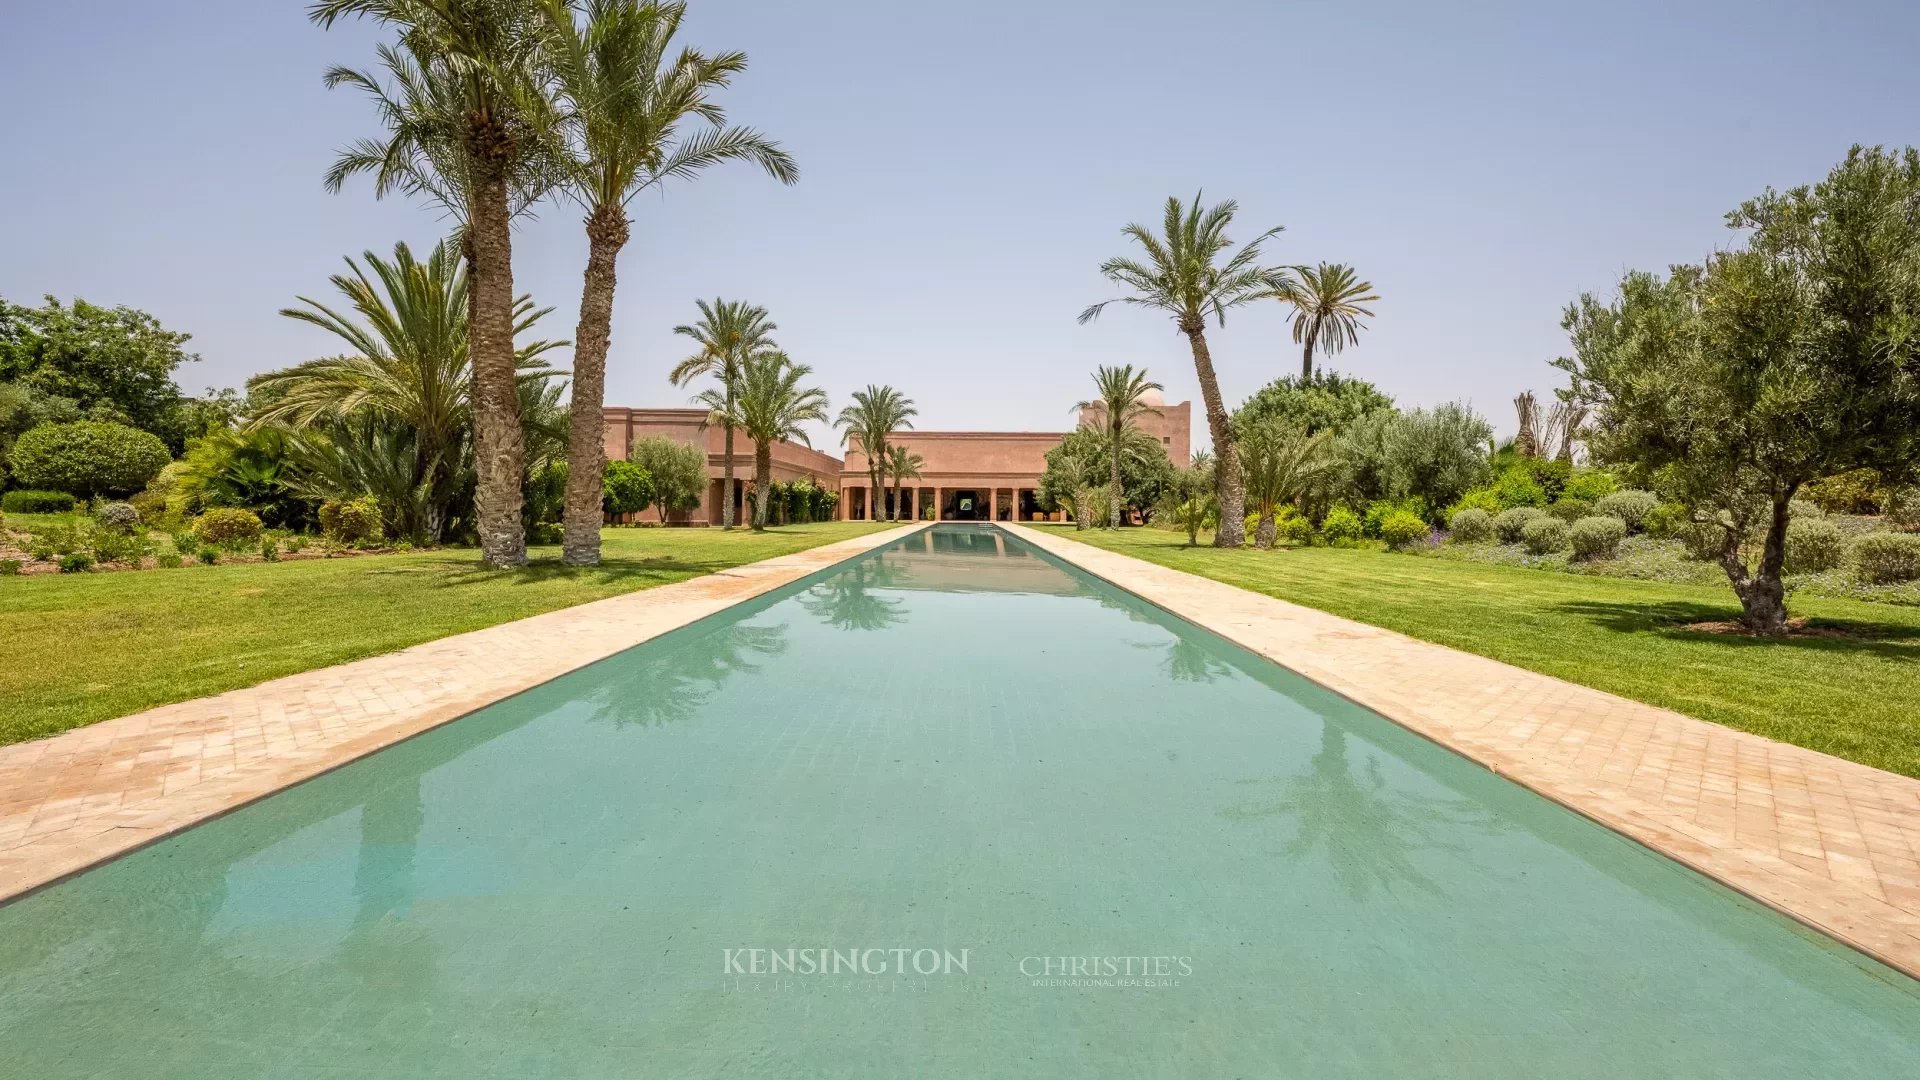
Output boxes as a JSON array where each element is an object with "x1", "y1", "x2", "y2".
[
  {"x1": 797, "y1": 559, "x2": 906, "y2": 633},
  {"x1": 587, "y1": 621, "x2": 790, "y2": 729},
  {"x1": 1224, "y1": 723, "x2": 1491, "y2": 900}
]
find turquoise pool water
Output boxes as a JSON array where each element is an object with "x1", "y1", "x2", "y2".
[{"x1": 2, "y1": 524, "x2": 1916, "y2": 1077}]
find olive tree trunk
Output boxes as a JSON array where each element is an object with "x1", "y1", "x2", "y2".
[
  {"x1": 1183, "y1": 320, "x2": 1244, "y2": 547},
  {"x1": 1717, "y1": 490, "x2": 1794, "y2": 635},
  {"x1": 561, "y1": 205, "x2": 630, "y2": 566},
  {"x1": 466, "y1": 163, "x2": 527, "y2": 568}
]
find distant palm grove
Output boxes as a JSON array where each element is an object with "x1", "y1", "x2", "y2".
[{"x1": 1, "y1": 2, "x2": 1914, "y2": 643}]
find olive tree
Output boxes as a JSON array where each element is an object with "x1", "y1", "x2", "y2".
[
  {"x1": 1556, "y1": 146, "x2": 1920, "y2": 634},
  {"x1": 629, "y1": 435, "x2": 706, "y2": 524}
]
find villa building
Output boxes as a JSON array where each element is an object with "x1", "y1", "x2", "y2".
[{"x1": 602, "y1": 393, "x2": 1191, "y2": 525}]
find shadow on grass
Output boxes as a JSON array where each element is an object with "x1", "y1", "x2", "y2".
[
  {"x1": 1554, "y1": 600, "x2": 1920, "y2": 659},
  {"x1": 431, "y1": 555, "x2": 722, "y2": 589}
]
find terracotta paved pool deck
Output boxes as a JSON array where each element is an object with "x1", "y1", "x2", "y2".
[
  {"x1": 1008, "y1": 522, "x2": 1920, "y2": 980},
  {"x1": 0, "y1": 522, "x2": 929, "y2": 903},
  {"x1": 4, "y1": 518, "x2": 1918, "y2": 982}
]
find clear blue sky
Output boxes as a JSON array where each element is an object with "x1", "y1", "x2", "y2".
[{"x1": 3, "y1": 1, "x2": 1915, "y2": 448}]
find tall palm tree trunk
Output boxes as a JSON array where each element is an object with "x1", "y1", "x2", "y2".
[
  {"x1": 753, "y1": 443, "x2": 772, "y2": 530},
  {"x1": 722, "y1": 409, "x2": 737, "y2": 529},
  {"x1": 892, "y1": 473, "x2": 903, "y2": 523},
  {"x1": 869, "y1": 462, "x2": 883, "y2": 520},
  {"x1": 1183, "y1": 319, "x2": 1244, "y2": 547},
  {"x1": 1300, "y1": 324, "x2": 1318, "y2": 380},
  {"x1": 467, "y1": 167, "x2": 528, "y2": 568},
  {"x1": 561, "y1": 205, "x2": 630, "y2": 566},
  {"x1": 1109, "y1": 436, "x2": 1123, "y2": 529}
]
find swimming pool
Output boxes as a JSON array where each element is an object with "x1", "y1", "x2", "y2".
[{"x1": 3, "y1": 524, "x2": 1916, "y2": 1077}]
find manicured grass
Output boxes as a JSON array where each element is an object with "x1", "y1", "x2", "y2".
[
  {"x1": 0, "y1": 523, "x2": 889, "y2": 747},
  {"x1": 1036, "y1": 525, "x2": 1920, "y2": 778}
]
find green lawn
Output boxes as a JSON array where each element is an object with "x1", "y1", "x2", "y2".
[
  {"x1": 1034, "y1": 525, "x2": 1920, "y2": 779},
  {"x1": 0, "y1": 522, "x2": 889, "y2": 747}
]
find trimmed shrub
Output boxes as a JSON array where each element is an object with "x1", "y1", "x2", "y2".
[
  {"x1": 1493, "y1": 506, "x2": 1544, "y2": 544},
  {"x1": 1852, "y1": 532, "x2": 1920, "y2": 584},
  {"x1": 1546, "y1": 497, "x2": 1592, "y2": 523},
  {"x1": 1784, "y1": 517, "x2": 1846, "y2": 574},
  {"x1": 1642, "y1": 501, "x2": 1689, "y2": 539},
  {"x1": 1593, "y1": 489, "x2": 1658, "y2": 532},
  {"x1": 1569, "y1": 515, "x2": 1627, "y2": 560},
  {"x1": 1521, "y1": 516, "x2": 1570, "y2": 554},
  {"x1": 1788, "y1": 498, "x2": 1824, "y2": 520},
  {"x1": 318, "y1": 497, "x2": 383, "y2": 544},
  {"x1": 193, "y1": 507, "x2": 263, "y2": 549},
  {"x1": 528, "y1": 521, "x2": 563, "y2": 546},
  {"x1": 1448, "y1": 507, "x2": 1494, "y2": 543},
  {"x1": 9, "y1": 421, "x2": 170, "y2": 498},
  {"x1": 156, "y1": 552, "x2": 183, "y2": 569},
  {"x1": 92, "y1": 529, "x2": 144, "y2": 565},
  {"x1": 93, "y1": 501, "x2": 140, "y2": 532},
  {"x1": 260, "y1": 538, "x2": 280, "y2": 562},
  {"x1": 1363, "y1": 498, "x2": 1426, "y2": 538},
  {"x1": 1319, "y1": 505, "x2": 1364, "y2": 545},
  {"x1": 2, "y1": 489, "x2": 77, "y2": 514},
  {"x1": 1380, "y1": 510, "x2": 1429, "y2": 549},
  {"x1": 58, "y1": 552, "x2": 93, "y2": 573},
  {"x1": 1276, "y1": 511, "x2": 1313, "y2": 546},
  {"x1": 127, "y1": 489, "x2": 171, "y2": 525},
  {"x1": 1447, "y1": 488, "x2": 1504, "y2": 518},
  {"x1": 0, "y1": 559, "x2": 21, "y2": 575},
  {"x1": 1561, "y1": 469, "x2": 1619, "y2": 503},
  {"x1": 198, "y1": 548, "x2": 219, "y2": 565},
  {"x1": 1490, "y1": 467, "x2": 1548, "y2": 510}
]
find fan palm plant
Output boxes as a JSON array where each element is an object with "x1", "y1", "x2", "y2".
[
  {"x1": 669, "y1": 299, "x2": 779, "y2": 529},
  {"x1": 1075, "y1": 364, "x2": 1162, "y2": 528},
  {"x1": 835, "y1": 385, "x2": 916, "y2": 522},
  {"x1": 256, "y1": 240, "x2": 566, "y2": 541},
  {"x1": 885, "y1": 445, "x2": 924, "y2": 522},
  {"x1": 1278, "y1": 263, "x2": 1378, "y2": 380},
  {"x1": 539, "y1": 0, "x2": 797, "y2": 564},
  {"x1": 1239, "y1": 418, "x2": 1333, "y2": 549},
  {"x1": 696, "y1": 351, "x2": 828, "y2": 530},
  {"x1": 1080, "y1": 193, "x2": 1290, "y2": 547},
  {"x1": 312, "y1": 0, "x2": 555, "y2": 567}
]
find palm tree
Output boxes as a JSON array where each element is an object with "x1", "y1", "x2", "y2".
[
  {"x1": 539, "y1": 0, "x2": 798, "y2": 565},
  {"x1": 312, "y1": 0, "x2": 555, "y2": 567},
  {"x1": 1238, "y1": 418, "x2": 1333, "y2": 549},
  {"x1": 835, "y1": 385, "x2": 916, "y2": 522},
  {"x1": 257, "y1": 240, "x2": 566, "y2": 541},
  {"x1": 1278, "y1": 262, "x2": 1378, "y2": 380},
  {"x1": 885, "y1": 445, "x2": 924, "y2": 522},
  {"x1": 697, "y1": 351, "x2": 827, "y2": 530},
  {"x1": 1080, "y1": 193, "x2": 1290, "y2": 548},
  {"x1": 669, "y1": 299, "x2": 778, "y2": 529},
  {"x1": 1075, "y1": 364, "x2": 1162, "y2": 528}
]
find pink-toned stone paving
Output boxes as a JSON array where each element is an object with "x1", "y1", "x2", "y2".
[
  {"x1": 0, "y1": 523, "x2": 927, "y2": 902},
  {"x1": 1008, "y1": 523, "x2": 1920, "y2": 979}
]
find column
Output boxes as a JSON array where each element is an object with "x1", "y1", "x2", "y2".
[{"x1": 934, "y1": 487, "x2": 944, "y2": 521}]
